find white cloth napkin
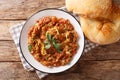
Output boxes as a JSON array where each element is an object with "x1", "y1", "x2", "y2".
[{"x1": 9, "y1": 7, "x2": 98, "y2": 79}]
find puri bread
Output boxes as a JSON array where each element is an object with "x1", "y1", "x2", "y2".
[
  {"x1": 110, "y1": 4, "x2": 120, "y2": 20},
  {"x1": 80, "y1": 17, "x2": 120, "y2": 45},
  {"x1": 80, "y1": 10, "x2": 120, "y2": 45},
  {"x1": 66, "y1": 0, "x2": 112, "y2": 19},
  {"x1": 66, "y1": 0, "x2": 120, "y2": 44}
]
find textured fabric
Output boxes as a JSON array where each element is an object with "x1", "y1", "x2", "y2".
[{"x1": 9, "y1": 7, "x2": 98, "y2": 79}]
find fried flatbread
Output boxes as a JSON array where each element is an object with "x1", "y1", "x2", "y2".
[
  {"x1": 79, "y1": 5, "x2": 120, "y2": 45},
  {"x1": 66, "y1": 0, "x2": 112, "y2": 19}
]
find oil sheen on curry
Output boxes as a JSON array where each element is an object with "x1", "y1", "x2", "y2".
[{"x1": 28, "y1": 16, "x2": 79, "y2": 67}]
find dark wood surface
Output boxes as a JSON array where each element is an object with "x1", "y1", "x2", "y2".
[{"x1": 0, "y1": 0, "x2": 120, "y2": 80}]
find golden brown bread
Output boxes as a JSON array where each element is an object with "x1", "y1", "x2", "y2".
[
  {"x1": 66, "y1": 0, "x2": 120, "y2": 44},
  {"x1": 66, "y1": 0, "x2": 112, "y2": 19},
  {"x1": 79, "y1": 4, "x2": 120, "y2": 45},
  {"x1": 80, "y1": 16, "x2": 120, "y2": 45},
  {"x1": 66, "y1": 0, "x2": 120, "y2": 45}
]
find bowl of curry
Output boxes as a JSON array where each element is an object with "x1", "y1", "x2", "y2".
[{"x1": 19, "y1": 8, "x2": 84, "y2": 73}]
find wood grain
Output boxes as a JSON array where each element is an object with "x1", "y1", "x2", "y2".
[
  {"x1": 0, "y1": 62, "x2": 39, "y2": 80},
  {"x1": 45, "y1": 60, "x2": 120, "y2": 80},
  {"x1": 0, "y1": 20, "x2": 24, "y2": 40},
  {"x1": 113, "y1": 0, "x2": 120, "y2": 6},
  {"x1": 0, "y1": 0, "x2": 64, "y2": 20},
  {"x1": 0, "y1": 41, "x2": 20, "y2": 61},
  {"x1": 80, "y1": 41, "x2": 120, "y2": 61},
  {"x1": 0, "y1": 61, "x2": 119, "y2": 80}
]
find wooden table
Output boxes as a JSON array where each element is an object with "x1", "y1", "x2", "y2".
[{"x1": 0, "y1": 0, "x2": 120, "y2": 80}]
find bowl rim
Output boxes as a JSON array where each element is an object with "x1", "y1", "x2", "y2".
[{"x1": 19, "y1": 8, "x2": 85, "y2": 73}]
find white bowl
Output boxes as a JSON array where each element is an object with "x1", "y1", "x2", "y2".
[{"x1": 19, "y1": 8, "x2": 84, "y2": 73}]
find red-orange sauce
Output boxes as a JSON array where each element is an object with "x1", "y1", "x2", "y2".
[{"x1": 28, "y1": 16, "x2": 79, "y2": 67}]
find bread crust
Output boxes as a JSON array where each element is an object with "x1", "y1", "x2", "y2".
[
  {"x1": 80, "y1": 15, "x2": 120, "y2": 45},
  {"x1": 66, "y1": 0, "x2": 120, "y2": 44},
  {"x1": 66, "y1": 0, "x2": 112, "y2": 19}
]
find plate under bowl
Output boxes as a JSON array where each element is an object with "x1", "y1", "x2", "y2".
[{"x1": 19, "y1": 8, "x2": 84, "y2": 73}]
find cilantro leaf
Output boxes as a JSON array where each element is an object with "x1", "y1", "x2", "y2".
[
  {"x1": 46, "y1": 33, "x2": 52, "y2": 41},
  {"x1": 28, "y1": 45, "x2": 32, "y2": 52},
  {"x1": 53, "y1": 42, "x2": 61, "y2": 53}
]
